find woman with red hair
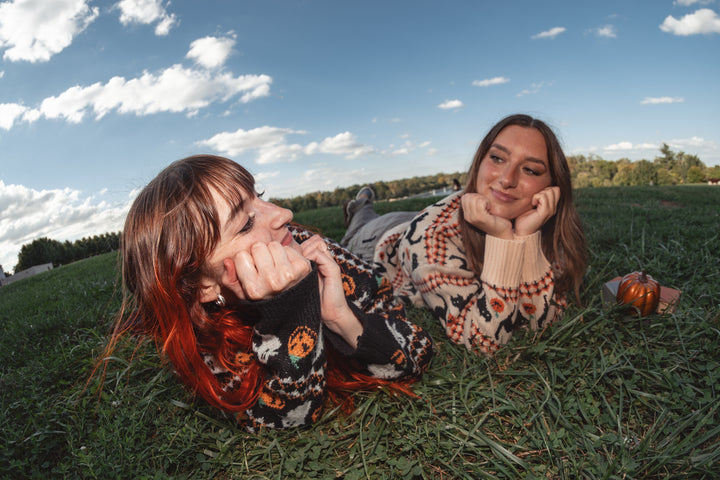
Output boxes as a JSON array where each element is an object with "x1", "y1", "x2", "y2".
[{"x1": 110, "y1": 155, "x2": 432, "y2": 431}]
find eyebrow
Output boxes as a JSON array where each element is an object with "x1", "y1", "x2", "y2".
[
  {"x1": 490, "y1": 143, "x2": 548, "y2": 167},
  {"x1": 218, "y1": 195, "x2": 247, "y2": 229},
  {"x1": 229, "y1": 202, "x2": 245, "y2": 222}
]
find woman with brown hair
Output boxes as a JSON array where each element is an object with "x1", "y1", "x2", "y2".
[
  {"x1": 107, "y1": 155, "x2": 432, "y2": 431},
  {"x1": 344, "y1": 114, "x2": 586, "y2": 356}
]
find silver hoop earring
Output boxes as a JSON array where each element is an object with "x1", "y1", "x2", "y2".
[{"x1": 215, "y1": 293, "x2": 226, "y2": 307}]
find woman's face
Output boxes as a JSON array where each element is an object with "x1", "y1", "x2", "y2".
[
  {"x1": 200, "y1": 188, "x2": 300, "y2": 291},
  {"x1": 475, "y1": 125, "x2": 554, "y2": 220}
]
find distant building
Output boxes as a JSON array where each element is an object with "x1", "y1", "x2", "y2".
[{"x1": 0, "y1": 263, "x2": 53, "y2": 286}]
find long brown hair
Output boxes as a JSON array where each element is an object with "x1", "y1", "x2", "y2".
[
  {"x1": 459, "y1": 114, "x2": 587, "y2": 302},
  {"x1": 106, "y1": 155, "x2": 413, "y2": 415}
]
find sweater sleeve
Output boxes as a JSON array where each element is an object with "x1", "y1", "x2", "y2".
[
  {"x1": 287, "y1": 223, "x2": 433, "y2": 380},
  {"x1": 516, "y1": 232, "x2": 565, "y2": 331},
  {"x1": 321, "y1": 239, "x2": 433, "y2": 380},
  {"x1": 240, "y1": 264, "x2": 327, "y2": 431}
]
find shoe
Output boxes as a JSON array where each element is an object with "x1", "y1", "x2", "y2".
[
  {"x1": 356, "y1": 185, "x2": 376, "y2": 202},
  {"x1": 344, "y1": 186, "x2": 376, "y2": 228}
]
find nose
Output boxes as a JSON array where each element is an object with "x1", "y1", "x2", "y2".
[
  {"x1": 268, "y1": 202, "x2": 293, "y2": 229},
  {"x1": 498, "y1": 164, "x2": 518, "y2": 189}
]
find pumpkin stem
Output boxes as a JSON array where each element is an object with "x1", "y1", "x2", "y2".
[{"x1": 640, "y1": 269, "x2": 647, "y2": 282}]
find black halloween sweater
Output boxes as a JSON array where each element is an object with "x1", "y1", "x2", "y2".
[{"x1": 202, "y1": 226, "x2": 433, "y2": 431}]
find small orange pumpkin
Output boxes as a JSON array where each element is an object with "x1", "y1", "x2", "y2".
[{"x1": 616, "y1": 270, "x2": 660, "y2": 316}]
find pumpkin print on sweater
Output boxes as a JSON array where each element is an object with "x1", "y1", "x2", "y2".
[{"x1": 288, "y1": 326, "x2": 317, "y2": 367}]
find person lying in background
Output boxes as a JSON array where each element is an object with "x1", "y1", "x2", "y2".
[
  {"x1": 342, "y1": 114, "x2": 587, "y2": 356},
  {"x1": 103, "y1": 155, "x2": 432, "y2": 431}
]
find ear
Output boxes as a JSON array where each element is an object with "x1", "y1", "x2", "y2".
[{"x1": 198, "y1": 277, "x2": 219, "y2": 304}]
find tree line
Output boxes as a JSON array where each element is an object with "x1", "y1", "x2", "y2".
[
  {"x1": 270, "y1": 172, "x2": 466, "y2": 213},
  {"x1": 7, "y1": 144, "x2": 719, "y2": 274},
  {"x1": 274, "y1": 143, "x2": 718, "y2": 212},
  {"x1": 569, "y1": 143, "x2": 719, "y2": 188},
  {"x1": 11, "y1": 233, "x2": 120, "y2": 274}
]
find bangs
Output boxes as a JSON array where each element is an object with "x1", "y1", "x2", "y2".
[
  {"x1": 198, "y1": 156, "x2": 256, "y2": 219},
  {"x1": 161, "y1": 155, "x2": 257, "y2": 266}
]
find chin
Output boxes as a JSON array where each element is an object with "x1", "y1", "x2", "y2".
[{"x1": 490, "y1": 208, "x2": 517, "y2": 221}]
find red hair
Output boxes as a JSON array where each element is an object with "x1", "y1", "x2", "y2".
[{"x1": 104, "y1": 155, "x2": 413, "y2": 416}]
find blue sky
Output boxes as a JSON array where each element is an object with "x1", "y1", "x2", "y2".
[{"x1": 1, "y1": 0, "x2": 719, "y2": 272}]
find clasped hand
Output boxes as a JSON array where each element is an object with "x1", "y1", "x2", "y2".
[
  {"x1": 220, "y1": 235, "x2": 362, "y2": 348},
  {"x1": 461, "y1": 186, "x2": 560, "y2": 239}
]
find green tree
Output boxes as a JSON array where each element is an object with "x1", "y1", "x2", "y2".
[
  {"x1": 656, "y1": 168, "x2": 679, "y2": 185},
  {"x1": 655, "y1": 143, "x2": 676, "y2": 171},
  {"x1": 687, "y1": 166, "x2": 705, "y2": 184},
  {"x1": 15, "y1": 237, "x2": 63, "y2": 271},
  {"x1": 632, "y1": 159, "x2": 658, "y2": 185},
  {"x1": 574, "y1": 171, "x2": 592, "y2": 188},
  {"x1": 706, "y1": 165, "x2": 720, "y2": 180},
  {"x1": 678, "y1": 153, "x2": 705, "y2": 183},
  {"x1": 612, "y1": 160, "x2": 634, "y2": 186}
]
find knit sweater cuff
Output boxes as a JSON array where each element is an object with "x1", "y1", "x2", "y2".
[
  {"x1": 244, "y1": 263, "x2": 322, "y2": 336},
  {"x1": 325, "y1": 302, "x2": 393, "y2": 363},
  {"x1": 480, "y1": 235, "x2": 525, "y2": 288},
  {"x1": 519, "y1": 231, "x2": 552, "y2": 282}
]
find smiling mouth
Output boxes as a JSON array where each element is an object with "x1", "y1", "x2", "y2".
[
  {"x1": 491, "y1": 188, "x2": 516, "y2": 203},
  {"x1": 281, "y1": 230, "x2": 293, "y2": 246}
]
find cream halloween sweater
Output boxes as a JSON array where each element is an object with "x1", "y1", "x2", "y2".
[{"x1": 374, "y1": 191, "x2": 565, "y2": 356}]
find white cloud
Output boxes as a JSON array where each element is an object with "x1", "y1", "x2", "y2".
[
  {"x1": 305, "y1": 132, "x2": 376, "y2": 158},
  {"x1": 603, "y1": 142, "x2": 636, "y2": 152},
  {"x1": 532, "y1": 27, "x2": 566, "y2": 39},
  {"x1": 437, "y1": 99, "x2": 463, "y2": 110},
  {"x1": 517, "y1": 81, "x2": 552, "y2": 97},
  {"x1": 2, "y1": 66, "x2": 271, "y2": 127},
  {"x1": 673, "y1": 0, "x2": 714, "y2": 6},
  {"x1": 254, "y1": 170, "x2": 280, "y2": 183},
  {"x1": 116, "y1": 0, "x2": 177, "y2": 36},
  {"x1": 0, "y1": 0, "x2": 99, "y2": 62},
  {"x1": 0, "y1": 180, "x2": 131, "y2": 272},
  {"x1": 381, "y1": 139, "x2": 433, "y2": 156},
  {"x1": 186, "y1": 35, "x2": 236, "y2": 69},
  {"x1": 255, "y1": 143, "x2": 307, "y2": 165},
  {"x1": 198, "y1": 127, "x2": 375, "y2": 163},
  {"x1": 641, "y1": 96, "x2": 685, "y2": 104},
  {"x1": 198, "y1": 126, "x2": 305, "y2": 161},
  {"x1": 668, "y1": 136, "x2": 719, "y2": 156},
  {"x1": 299, "y1": 166, "x2": 374, "y2": 195},
  {"x1": 472, "y1": 77, "x2": 510, "y2": 87},
  {"x1": 0, "y1": 103, "x2": 29, "y2": 130},
  {"x1": 660, "y1": 8, "x2": 720, "y2": 35},
  {"x1": 593, "y1": 25, "x2": 617, "y2": 38}
]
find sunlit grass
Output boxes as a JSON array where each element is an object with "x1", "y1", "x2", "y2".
[{"x1": 1, "y1": 185, "x2": 719, "y2": 478}]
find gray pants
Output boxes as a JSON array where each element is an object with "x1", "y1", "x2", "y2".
[{"x1": 340, "y1": 198, "x2": 416, "y2": 263}]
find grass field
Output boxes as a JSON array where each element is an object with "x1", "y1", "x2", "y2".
[{"x1": 1, "y1": 185, "x2": 719, "y2": 479}]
